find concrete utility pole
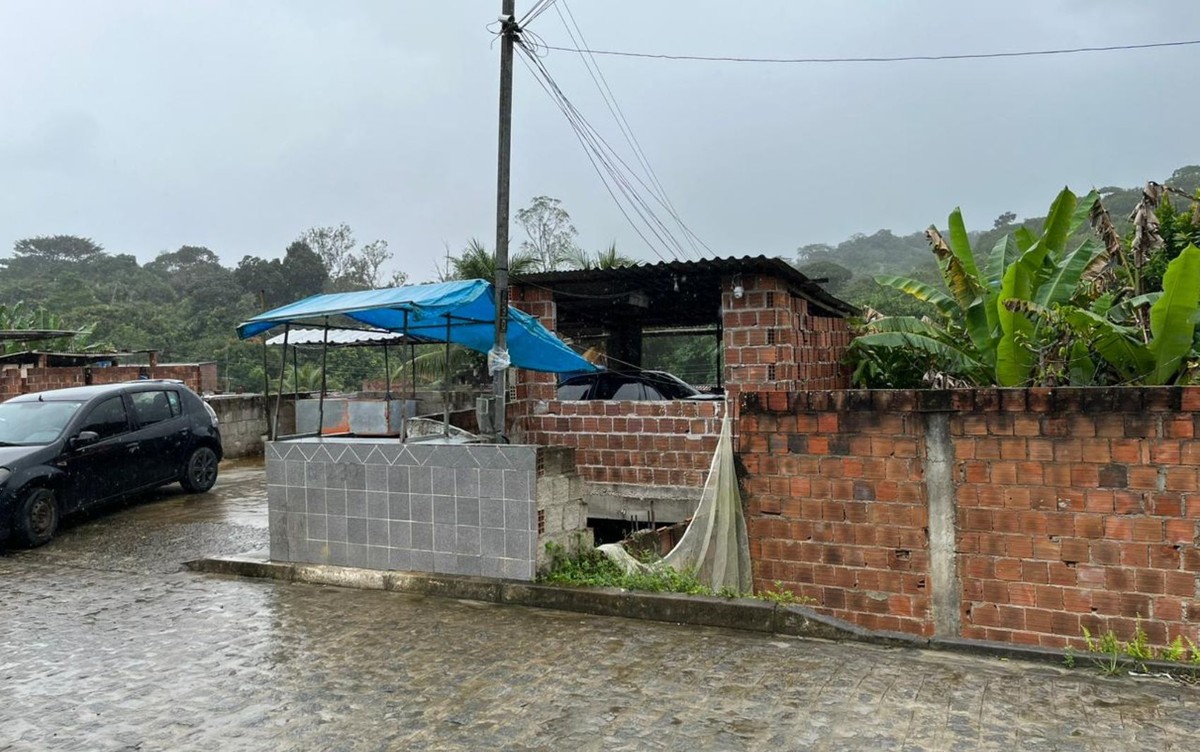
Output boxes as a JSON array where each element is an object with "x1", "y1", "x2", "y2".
[{"x1": 491, "y1": 0, "x2": 516, "y2": 442}]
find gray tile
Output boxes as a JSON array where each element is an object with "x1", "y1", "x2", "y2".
[
  {"x1": 267, "y1": 484, "x2": 285, "y2": 513},
  {"x1": 410, "y1": 549, "x2": 434, "y2": 573},
  {"x1": 505, "y1": 530, "x2": 531, "y2": 560},
  {"x1": 305, "y1": 539, "x2": 332, "y2": 564},
  {"x1": 504, "y1": 470, "x2": 532, "y2": 502},
  {"x1": 407, "y1": 445, "x2": 434, "y2": 467},
  {"x1": 432, "y1": 466, "x2": 456, "y2": 495},
  {"x1": 266, "y1": 442, "x2": 284, "y2": 461},
  {"x1": 480, "y1": 528, "x2": 506, "y2": 558},
  {"x1": 295, "y1": 443, "x2": 318, "y2": 461},
  {"x1": 456, "y1": 555, "x2": 482, "y2": 577},
  {"x1": 388, "y1": 548, "x2": 412, "y2": 572},
  {"x1": 410, "y1": 495, "x2": 432, "y2": 523},
  {"x1": 367, "y1": 491, "x2": 389, "y2": 520},
  {"x1": 411, "y1": 522, "x2": 433, "y2": 551},
  {"x1": 367, "y1": 519, "x2": 390, "y2": 547},
  {"x1": 456, "y1": 497, "x2": 480, "y2": 527},
  {"x1": 346, "y1": 490, "x2": 367, "y2": 518},
  {"x1": 503, "y1": 557, "x2": 533, "y2": 581},
  {"x1": 266, "y1": 460, "x2": 285, "y2": 486},
  {"x1": 366, "y1": 464, "x2": 388, "y2": 492},
  {"x1": 480, "y1": 469, "x2": 504, "y2": 499},
  {"x1": 327, "y1": 515, "x2": 348, "y2": 544},
  {"x1": 344, "y1": 462, "x2": 366, "y2": 490},
  {"x1": 455, "y1": 467, "x2": 480, "y2": 499},
  {"x1": 306, "y1": 488, "x2": 327, "y2": 516},
  {"x1": 387, "y1": 465, "x2": 409, "y2": 494},
  {"x1": 285, "y1": 511, "x2": 306, "y2": 549},
  {"x1": 480, "y1": 498, "x2": 505, "y2": 529},
  {"x1": 481, "y1": 556, "x2": 505, "y2": 579},
  {"x1": 434, "y1": 552, "x2": 459, "y2": 575},
  {"x1": 347, "y1": 543, "x2": 370, "y2": 569},
  {"x1": 376, "y1": 443, "x2": 403, "y2": 464},
  {"x1": 305, "y1": 514, "x2": 328, "y2": 542},
  {"x1": 388, "y1": 521, "x2": 411, "y2": 549},
  {"x1": 310, "y1": 445, "x2": 333, "y2": 463},
  {"x1": 501, "y1": 446, "x2": 537, "y2": 471},
  {"x1": 347, "y1": 517, "x2": 368, "y2": 545},
  {"x1": 433, "y1": 523, "x2": 456, "y2": 553},
  {"x1": 433, "y1": 496, "x2": 456, "y2": 524},
  {"x1": 387, "y1": 493, "x2": 410, "y2": 520},
  {"x1": 327, "y1": 541, "x2": 349, "y2": 567},
  {"x1": 368, "y1": 546, "x2": 391, "y2": 570},
  {"x1": 326, "y1": 462, "x2": 348, "y2": 489},
  {"x1": 304, "y1": 461, "x2": 326, "y2": 487},
  {"x1": 505, "y1": 499, "x2": 532, "y2": 532},
  {"x1": 410, "y1": 466, "x2": 432, "y2": 494},
  {"x1": 285, "y1": 460, "x2": 306, "y2": 486},
  {"x1": 285, "y1": 486, "x2": 306, "y2": 514},
  {"x1": 455, "y1": 526, "x2": 480, "y2": 555},
  {"x1": 326, "y1": 488, "x2": 347, "y2": 516}
]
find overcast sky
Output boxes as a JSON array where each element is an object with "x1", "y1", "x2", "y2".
[{"x1": 1, "y1": 1, "x2": 1197, "y2": 283}]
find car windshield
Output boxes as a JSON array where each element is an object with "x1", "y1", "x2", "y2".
[{"x1": 0, "y1": 400, "x2": 84, "y2": 445}]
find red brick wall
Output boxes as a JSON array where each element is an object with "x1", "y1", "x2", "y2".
[
  {"x1": 721, "y1": 274, "x2": 852, "y2": 399},
  {"x1": 741, "y1": 390, "x2": 931, "y2": 634},
  {"x1": 740, "y1": 387, "x2": 1200, "y2": 650},
  {"x1": 523, "y1": 400, "x2": 724, "y2": 488},
  {"x1": 0, "y1": 363, "x2": 216, "y2": 400}
]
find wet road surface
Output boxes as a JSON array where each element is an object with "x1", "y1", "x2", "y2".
[{"x1": 3, "y1": 460, "x2": 1199, "y2": 750}]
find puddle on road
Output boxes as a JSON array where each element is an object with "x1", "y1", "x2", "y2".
[{"x1": 117, "y1": 458, "x2": 268, "y2": 528}]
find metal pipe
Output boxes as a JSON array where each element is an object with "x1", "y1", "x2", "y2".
[
  {"x1": 443, "y1": 315, "x2": 451, "y2": 438},
  {"x1": 271, "y1": 324, "x2": 290, "y2": 441},
  {"x1": 317, "y1": 317, "x2": 329, "y2": 436}
]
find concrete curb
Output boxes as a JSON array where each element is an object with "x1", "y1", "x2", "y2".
[{"x1": 185, "y1": 555, "x2": 1197, "y2": 676}]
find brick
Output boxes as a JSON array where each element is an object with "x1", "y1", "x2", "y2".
[{"x1": 1165, "y1": 519, "x2": 1197, "y2": 545}]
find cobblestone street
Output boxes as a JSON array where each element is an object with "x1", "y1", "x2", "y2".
[{"x1": 2, "y1": 460, "x2": 1199, "y2": 750}]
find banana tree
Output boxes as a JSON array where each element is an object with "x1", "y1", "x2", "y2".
[{"x1": 850, "y1": 187, "x2": 1102, "y2": 387}]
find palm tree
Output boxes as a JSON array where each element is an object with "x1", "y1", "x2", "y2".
[
  {"x1": 445, "y1": 238, "x2": 539, "y2": 281},
  {"x1": 561, "y1": 242, "x2": 636, "y2": 270}
]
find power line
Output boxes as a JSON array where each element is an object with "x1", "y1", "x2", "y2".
[
  {"x1": 517, "y1": 42, "x2": 699, "y2": 264},
  {"x1": 539, "y1": 38, "x2": 1200, "y2": 65},
  {"x1": 553, "y1": 1, "x2": 710, "y2": 260}
]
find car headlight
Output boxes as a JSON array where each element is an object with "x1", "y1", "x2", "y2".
[{"x1": 0, "y1": 468, "x2": 10, "y2": 487}]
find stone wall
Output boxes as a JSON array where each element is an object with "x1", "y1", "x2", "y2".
[
  {"x1": 739, "y1": 387, "x2": 1200, "y2": 650},
  {"x1": 207, "y1": 394, "x2": 269, "y2": 459},
  {"x1": 266, "y1": 439, "x2": 589, "y2": 580}
]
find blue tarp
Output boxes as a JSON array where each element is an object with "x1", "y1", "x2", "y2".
[{"x1": 236, "y1": 279, "x2": 598, "y2": 375}]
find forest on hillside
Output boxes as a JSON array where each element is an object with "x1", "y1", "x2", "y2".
[
  {"x1": 797, "y1": 165, "x2": 1200, "y2": 317},
  {"x1": 1, "y1": 168, "x2": 1197, "y2": 393}
]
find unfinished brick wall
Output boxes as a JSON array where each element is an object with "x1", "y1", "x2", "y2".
[
  {"x1": 522, "y1": 400, "x2": 724, "y2": 488},
  {"x1": 721, "y1": 274, "x2": 852, "y2": 400},
  {"x1": 740, "y1": 387, "x2": 1200, "y2": 650},
  {"x1": 1, "y1": 363, "x2": 217, "y2": 400},
  {"x1": 741, "y1": 391, "x2": 931, "y2": 634}
]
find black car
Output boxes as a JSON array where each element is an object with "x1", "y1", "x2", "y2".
[
  {"x1": 556, "y1": 370, "x2": 723, "y2": 401},
  {"x1": 0, "y1": 380, "x2": 223, "y2": 548}
]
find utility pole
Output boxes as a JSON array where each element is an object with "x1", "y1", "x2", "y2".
[{"x1": 491, "y1": 0, "x2": 516, "y2": 442}]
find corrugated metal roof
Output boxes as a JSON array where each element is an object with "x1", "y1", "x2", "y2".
[
  {"x1": 512, "y1": 255, "x2": 858, "y2": 317},
  {"x1": 264, "y1": 328, "x2": 412, "y2": 347}
]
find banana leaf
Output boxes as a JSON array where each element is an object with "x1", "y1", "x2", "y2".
[
  {"x1": 852, "y1": 331, "x2": 987, "y2": 375},
  {"x1": 874, "y1": 276, "x2": 958, "y2": 318},
  {"x1": 1062, "y1": 307, "x2": 1153, "y2": 381},
  {"x1": 1034, "y1": 238, "x2": 1104, "y2": 307},
  {"x1": 1147, "y1": 244, "x2": 1200, "y2": 385},
  {"x1": 948, "y1": 208, "x2": 982, "y2": 284},
  {"x1": 996, "y1": 256, "x2": 1037, "y2": 386}
]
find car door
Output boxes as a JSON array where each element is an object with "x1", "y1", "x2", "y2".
[
  {"x1": 62, "y1": 394, "x2": 139, "y2": 511},
  {"x1": 128, "y1": 389, "x2": 189, "y2": 486}
]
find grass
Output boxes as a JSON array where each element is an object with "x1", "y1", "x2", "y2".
[
  {"x1": 1074, "y1": 618, "x2": 1200, "y2": 678},
  {"x1": 540, "y1": 543, "x2": 819, "y2": 605}
]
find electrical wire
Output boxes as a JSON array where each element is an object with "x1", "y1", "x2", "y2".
[
  {"x1": 554, "y1": 1, "x2": 709, "y2": 260},
  {"x1": 538, "y1": 38, "x2": 1200, "y2": 64},
  {"x1": 518, "y1": 0, "x2": 559, "y2": 27},
  {"x1": 517, "y1": 42, "x2": 693, "y2": 263}
]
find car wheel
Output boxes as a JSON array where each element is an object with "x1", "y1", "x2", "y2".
[
  {"x1": 14, "y1": 487, "x2": 59, "y2": 548},
  {"x1": 180, "y1": 446, "x2": 219, "y2": 493}
]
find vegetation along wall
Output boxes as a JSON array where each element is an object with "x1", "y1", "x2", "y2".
[{"x1": 739, "y1": 387, "x2": 1200, "y2": 650}]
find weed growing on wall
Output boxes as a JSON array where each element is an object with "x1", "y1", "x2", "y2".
[{"x1": 1076, "y1": 618, "x2": 1200, "y2": 678}]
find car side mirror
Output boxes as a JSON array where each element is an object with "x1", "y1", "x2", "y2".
[{"x1": 70, "y1": 430, "x2": 100, "y2": 450}]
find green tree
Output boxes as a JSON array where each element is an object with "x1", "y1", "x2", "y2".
[
  {"x1": 515, "y1": 196, "x2": 579, "y2": 272},
  {"x1": 443, "y1": 238, "x2": 539, "y2": 281},
  {"x1": 10, "y1": 235, "x2": 106, "y2": 265}
]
